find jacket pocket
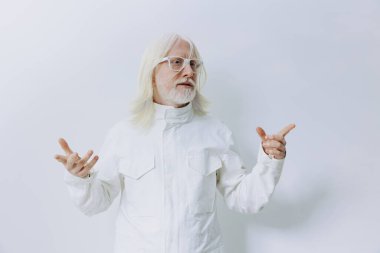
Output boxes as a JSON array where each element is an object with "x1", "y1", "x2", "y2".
[
  {"x1": 119, "y1": 155, "x2": 155, "y2": 180},
  {"x1": 118, "y1": 154, "x2": 160, "y2": 217},
  {"x1": 186, "y1": 150, "x2": 222, "y2": 214}
]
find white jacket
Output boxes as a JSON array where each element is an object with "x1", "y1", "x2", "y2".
[{"x1": 64, "y1": 101, "x2": 285, "y2": 253}]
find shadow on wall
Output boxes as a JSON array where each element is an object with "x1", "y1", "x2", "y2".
[
  {"x1": 252, "y1": 185, "x2": 330, "y2": 228},
  {"x1": 206, "y1": 67, "x2": 331, "y2": 252},
  {"x1": 217, "y1": 171, "x2": 332, "y2": 253}
]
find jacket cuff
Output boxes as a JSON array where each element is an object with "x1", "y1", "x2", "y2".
[{"x1": 63, "y1": 169, "x2": 95, "y2": 185}]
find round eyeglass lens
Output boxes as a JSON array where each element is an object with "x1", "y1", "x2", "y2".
[{"x1": 169, "y1": 57, "x2": 184, "y2": 71}]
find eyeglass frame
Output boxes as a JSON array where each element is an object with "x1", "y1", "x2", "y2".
[{"x1": 157, "y1": 56, "x2": 203, "y2": 72}]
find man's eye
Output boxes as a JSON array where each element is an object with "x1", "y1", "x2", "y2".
[
  {"x1": 190, "y1": 60, "x2": 199, "y2": 67},
  {"x1": 170, "y1": 58, "x2": 183, "y2": 65}
]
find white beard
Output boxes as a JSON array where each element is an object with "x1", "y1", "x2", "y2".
[{"x1": 165, "y1": 86, "x2": 196, "y2": 105}]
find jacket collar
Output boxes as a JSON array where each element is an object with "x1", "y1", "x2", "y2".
[{"x1": 153, "y1": 101, "x2": 194, "y2": 124}]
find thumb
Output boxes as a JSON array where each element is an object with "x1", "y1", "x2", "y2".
[{"x1": 256, "y1": 127, "x2": 267, "y2": 141}]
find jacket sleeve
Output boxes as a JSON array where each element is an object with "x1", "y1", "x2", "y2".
[
  {"x1": 216, "y1": 128, "x2": 285, "y2": 214},
  {"x1": 63, "y1": 126, "x2": 122, "y2": 216}
]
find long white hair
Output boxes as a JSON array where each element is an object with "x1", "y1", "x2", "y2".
[{"x1": 129, "y1": 33, "x2": 209, "y2": 130}]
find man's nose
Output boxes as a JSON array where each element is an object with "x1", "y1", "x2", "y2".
[{"x1": 181, "y1": 63, "x2": 194, "y2": 77}]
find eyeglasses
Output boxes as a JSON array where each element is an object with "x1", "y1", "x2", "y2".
[{"x1": 158, "y1": 56, "x2": 203, "y2": 72}]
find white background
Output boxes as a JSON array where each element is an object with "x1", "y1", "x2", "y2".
[{"x1": 0, "y1": 0, "x2": 379, "y2": 252}]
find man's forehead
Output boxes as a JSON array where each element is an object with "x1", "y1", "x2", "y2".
[{"x1": 167, "y1": 39, "x2": 193, "y2": 57}]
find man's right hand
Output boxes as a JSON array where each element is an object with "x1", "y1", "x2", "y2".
[{"x1": 54, "y1": 138, "x2": 99, "y2": 178}]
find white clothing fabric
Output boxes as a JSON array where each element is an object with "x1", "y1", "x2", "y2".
[{"x1": 64, "y1": 101, "x2": 285, "y2": 253}]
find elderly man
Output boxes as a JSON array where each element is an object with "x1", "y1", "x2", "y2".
[{"x1": 54, "y1": 33, "x2": 295, "y2": 253}]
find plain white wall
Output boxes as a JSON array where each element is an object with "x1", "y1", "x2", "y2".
[{"x1": 0, "y1": 0, "x2": 379, "y2": 252}]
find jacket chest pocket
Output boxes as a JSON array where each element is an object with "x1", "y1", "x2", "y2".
[
  {"x1": 118, "y1": 155, "x2": 160, "y2": 217},
  {"x1": 186, "y1": 150, "x2": 222, "y2": 214}
]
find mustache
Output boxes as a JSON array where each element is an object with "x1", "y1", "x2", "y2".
[{"x1": 175, "y1": 78, "x2": 196, "y2": 87}]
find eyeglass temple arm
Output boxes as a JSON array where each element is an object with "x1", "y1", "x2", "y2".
[{"x1": 158, "y1": 56, "x2": 169, "y2": 64}]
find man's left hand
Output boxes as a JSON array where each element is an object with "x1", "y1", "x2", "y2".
[{"x1": 256, "y1": 123, "x2": 296, "y2": 159}]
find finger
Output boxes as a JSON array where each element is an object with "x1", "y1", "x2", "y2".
[
  {"x1": 58, "y1": 138, "x2": 74, "y2": 156},
  {"x1": 72, "y1": 162, "x2": 85, "y2": 174},
  {"x1": 278, "y1": 123, "x2": 296, "y2": 137},
  {"x1": 73, "y1": 149, "x2": 93, "y2": 168},
  {"x1": 265, "y1": 148, "x2": 281, "y2": 157},
  {"x1": 76, "y1": 169, "x2": 91, "y2": 178},
  {"x1": 67, "y1": 152, "x2": 81, "y2": 170},
  {"x1": 82, "y1": 155, "x2": 99, "y2": 172},
  {"x1": 77, "y1": 164, "x2": 94, "y2": 178},
  {"x1": 72, "y1": 150, "x2": 94, "y2": 174},
  {"x1": 54, "y1": 154, "x2": 67, "y2": 164},
  {"x1": 77, "y1": 156, "x2": 99, "y2": 177},
  {"x1": 267, "y1": 134, "x2": 286, "y2": 146},
  {"x1": 262, "y1": 140, "x2": 286, "y2": 152},
  {"x1": 266, "y1": 148, "x2": 285, "y2": 159},
  {"x1": 256, "y1": 127, "x2": 267, "y2": 141},
  {"x1": 79, "y1": 150, "x2": 94, "y2": 165}
]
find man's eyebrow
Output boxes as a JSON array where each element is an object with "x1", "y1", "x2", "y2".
[{"x1": 168, "y1": 53, "x2": 192, "y2": 58}]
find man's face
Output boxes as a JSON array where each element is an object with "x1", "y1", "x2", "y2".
[{"x1": 153, "y1": 39, "x2": 197, "y2": 108}]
